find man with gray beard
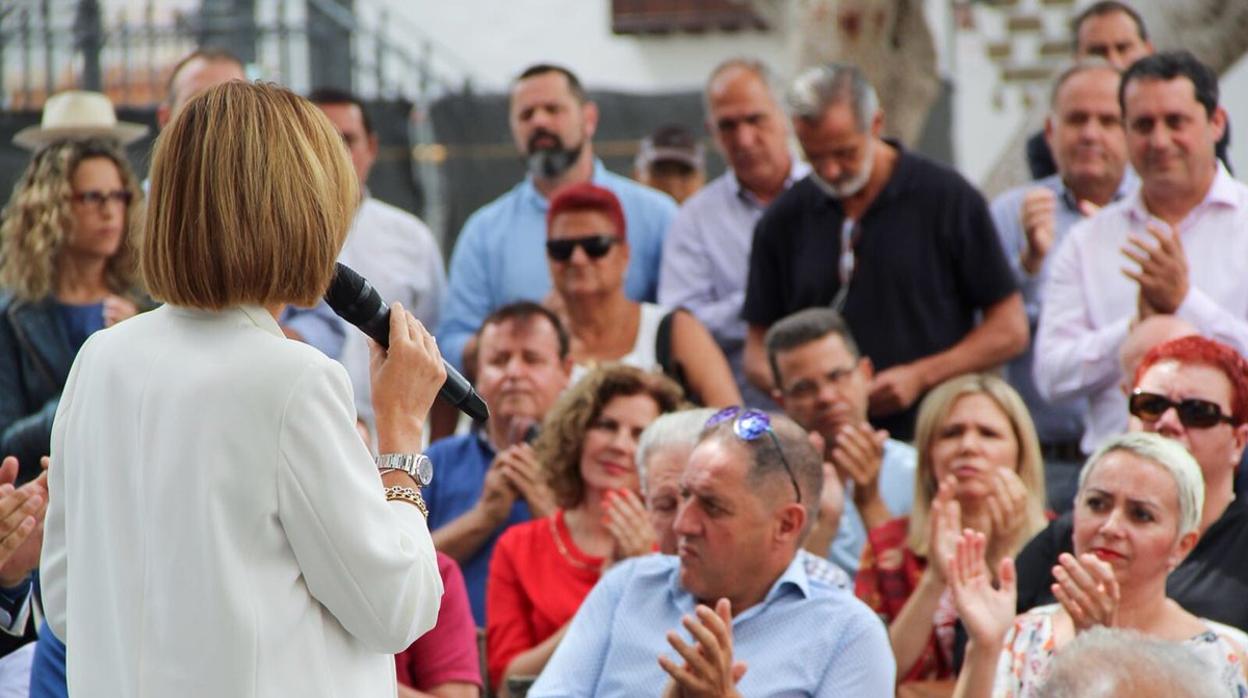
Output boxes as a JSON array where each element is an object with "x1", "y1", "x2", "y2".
[
  {"x1": 742, "y1": 63, "x2": 1027, "y2": 441},
  {"x1": 438, "y1": 64, "x2": 676, "y2": 377}
]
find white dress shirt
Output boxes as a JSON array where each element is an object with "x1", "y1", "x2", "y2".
[
  {"x1": 1035, "y1": 165, "x2": 1248, "y2": 453},
  {"x1": 42, "y1": 304, "x2": 442, "y2": 697},
  {"x1": 337, "y1": 196, "x2": 447, "y2": 427}
]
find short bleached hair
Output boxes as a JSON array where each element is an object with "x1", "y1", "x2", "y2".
[
  {"x1": 142, "y1": 80, "x2": 358, "y2": 309},
  {"x1": 1080, "y1": 432, "x2": 1205, "y2": 537},
  {"x1": 635, "y1": 408, "x2": 717, "y2": 493}
]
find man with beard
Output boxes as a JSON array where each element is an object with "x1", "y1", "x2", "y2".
[
  {"x1": 764, "y1": 307, "x2": 915, "y2": 576},
  {"x1": 989, "y1": 60, "x2": 1135, "y2": 514},
  {"x1": 741, "y1": 63, "x2": 1027, "y2": 442},
  {"x1": 423, "y1": 302, "x2": 572, "y2": 626},
  {"x1": 437, "y1": 64, "x2": 676, "y2": 376},
  {"x1": 1035, "y1": 51, "x2": 1248, "y2": 459}
]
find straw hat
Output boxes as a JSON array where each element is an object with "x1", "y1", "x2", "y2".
[{"x1": 12, "y1": 90, "x2": 149, "y2": 150}]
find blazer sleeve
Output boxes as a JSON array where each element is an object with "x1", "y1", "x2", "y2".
[{"x1": 275, "y1": 359, "x2": 443, "y2": 653}]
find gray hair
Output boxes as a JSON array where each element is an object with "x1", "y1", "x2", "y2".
[
  {"x1": 636, "y1": 408, "x2": 717, "y2": 494},
  {"x1": 703, "y1": 57, "x2": 784, "y2": 118},
  {"x1": 1037, "y1": 627, "x2": 1225, "y2": 698},
  {"x1": 1049, "y1": 58, "x2": 1120, "y2": 111},
  {"x1": 1079, "y1": 432, "x2": 1205, "y2": 537},
  {"x1": 785, "y1": 63, "x2": 879, "y2": 130},
  {"x1": 763, "y1": 308, "x2": 860, "y2": 389}
]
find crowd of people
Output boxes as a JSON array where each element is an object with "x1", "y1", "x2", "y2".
[{"x1": 0, "y1": 0, "x2": 1243, "y2": 696}]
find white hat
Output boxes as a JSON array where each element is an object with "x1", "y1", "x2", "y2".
[{"x1": 12, "y1": 90, "x2": 149, "y2": 151}]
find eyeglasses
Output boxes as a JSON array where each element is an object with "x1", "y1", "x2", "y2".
[
  {"x1": 545, "y1": 235, "x2": 617, "y2": 261},
  {"x1": 71, "y1": 189, "x2": 132, "y2": 210},
  {"x1": 1128, "y1": 390, "x2": 1236, "y2": 429},
  {"x1": 705, "y1": 406, "x2": 801, "y2": 503}
]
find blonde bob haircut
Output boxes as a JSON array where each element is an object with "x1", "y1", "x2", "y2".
[
  {"x1": 906, "y1": 373, "x2": 1049, "y2": 558},
  {"x1": 142, "y1": 81, "x2": 358, "y2": 309}
]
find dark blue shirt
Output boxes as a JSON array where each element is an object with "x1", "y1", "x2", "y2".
[
  {"x1": 54, "y1": 302, "x2": 104, "y2": 353},
  {"x1": 30, "y1": 620, "x2": 65, "y2": 698},
  {"x1": 425, "y1": 432, "x2": 532, "y2": 626}
]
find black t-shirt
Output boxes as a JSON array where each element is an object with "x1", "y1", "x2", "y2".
[
  {"x1": 1014, "y1": 500, "x2": 1248, "y2": 631},
  {"x1": 742, "y1": 142, "x2": 1018, "y2": 440}
]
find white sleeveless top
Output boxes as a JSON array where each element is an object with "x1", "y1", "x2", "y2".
[{"x1": 569, "y1": 302, "x2": 668, "y2": 384}]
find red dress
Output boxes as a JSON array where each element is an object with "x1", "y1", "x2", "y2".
[
  {"x1": 486, "y1": 509, "x2": 604, "y2": 688},
  {"x1": 854, "y1": 516, "x2": 957, "y2": 682}
]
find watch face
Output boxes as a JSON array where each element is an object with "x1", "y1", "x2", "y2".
[{"x1": 416, "y1": 456, "x2": 433, "y2": 487}]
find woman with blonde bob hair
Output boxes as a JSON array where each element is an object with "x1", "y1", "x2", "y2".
[
  {"x1": 0, "y1": 137, "x2": 145, "y2": 483},
  {"x1": 950, "y1": 432, "x2": 1248, "y2": 697},
  {"x1": 41, "y1": 81, "x2": 446, "y2": 698},
  {"x1": 487, "y1": 363, "x2": 683, "y2": 695},
  {"x1": 855, "y1": 373, "x2": 1048, "y2": 684}
]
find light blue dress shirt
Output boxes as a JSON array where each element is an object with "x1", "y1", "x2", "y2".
[
  {"x1": 989, "y1": 172, "x2": 1136, "y2": 443},
  {"x1": 658, "y1": 163, "x2": 809, "y2": 408},
  {"x1": 832, "y1": 438, "x2": 916, "y2": 577},
  {"x1": 436, "y1": 160, "x2": 676, "y2": 372},
  {"x1": 279, "y1": 301, "x2": 346, "y2": 360},
  {"x1": 529, "y1": 551, "x2": 894, "y2": 697}
]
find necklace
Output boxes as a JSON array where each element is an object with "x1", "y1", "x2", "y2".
[{"x1": 548, "y1": 512, "x2": 601, "y2": 572}]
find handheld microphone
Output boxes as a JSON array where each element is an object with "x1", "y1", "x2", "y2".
[{"x1": 325, "y1": 263, "x2": 490, "y2": 423}]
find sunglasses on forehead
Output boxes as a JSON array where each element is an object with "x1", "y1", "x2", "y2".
[
  {"x1": 545, "y1": 234, "x2": 618, "y2": 261},
  {"x1": 705, "y1": 407, "x2": 801, "y2": 504},
  {"x1": 1128, "y1": 390, "x2": 1236, "y2": 429}
]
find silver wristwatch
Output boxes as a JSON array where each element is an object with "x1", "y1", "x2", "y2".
[{"x1": 376, "y1": 453, "x2": 433, "y2": 487}]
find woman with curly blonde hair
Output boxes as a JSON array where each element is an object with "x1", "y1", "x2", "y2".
[
  {"x1": 487, "y1": 363, "x2": 683, "y2": 695},
  {"x1": 0, "y1": 137, "x2": 144, "y2": 482}
]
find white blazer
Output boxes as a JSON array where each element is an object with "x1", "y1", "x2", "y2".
[{"x1": 41, "y1": 305, "x2": 443, "y2": 697}]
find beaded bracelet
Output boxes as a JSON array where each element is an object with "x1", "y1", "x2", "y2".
[{"x1": 384, "y1": 485, "x2": 429, "y2": 518}]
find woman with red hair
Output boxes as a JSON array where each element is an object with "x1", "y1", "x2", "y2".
[{"x1": 544, "y1": 182, "x2": 740, "y2": 406}]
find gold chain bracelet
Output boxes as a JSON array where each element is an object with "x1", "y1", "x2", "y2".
[{"x1": 384, "y1": 486, "x2": 429, "y2": 518}]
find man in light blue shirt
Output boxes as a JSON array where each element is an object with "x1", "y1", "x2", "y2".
[
  {"x1": 990, "y1": 59, "x2": 1136, "y2": 512},
  {"x1": 658, "y1": 59, "x2": 808, "y2": 408},
  {"x1": 437, "y1": 64, "x2": 676, "y2": 373},
  {"x1": 530, "y1": 412, "x2": 893, "y2": 696},
  {"x1": 765, "y1": 308, "x2": 915, "y2": 577}
]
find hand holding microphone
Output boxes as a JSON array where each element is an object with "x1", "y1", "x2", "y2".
[
  {"x1": 325, "y1": 263, "x2": 490, "y2": 425},
  {"x1": 368, "y1": 304, "x2": 445, "y2": 453}
]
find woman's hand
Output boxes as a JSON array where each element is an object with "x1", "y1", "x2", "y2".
[
  {"x1": 103, "y1": 295, "x2": 138, "y2": 327},
  {"x1": 927, "y1": 475, "x2": 962, "y2": 584},
  {"x1": 603, "y1": 488, "x2": 656, "y2": 566},
  {"x1": 948, "y1": 528, "x2": 1017, "y2": 648},
  {"x1": 369, "y1": 303, "x2": 446, "y2": 453},
  {"x1": 984, "y1": 467, "x2": 1029, "y2": 554},
  {"x1": 1052, "y1": 552, "x2": 1120, "y2": 632}
]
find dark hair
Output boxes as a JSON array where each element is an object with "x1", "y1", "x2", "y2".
[
  {"x1": 307, "y1": 86, "x2": 374, "y2": 136},
  {"x1": 166, "y1": 48, "x2": 244, "y2": 105},
  {"x1": 1072, "y1": 1, "x2": 1148, "y2": 51},
  {"x1": 763, "y1": 308, "x2": 860, "y2": 388},
  {"x1": 516, "y1": 63, "x2": 587, "y2": 104},
  {"x1": 546, "y1": 182, "x2": 627, "y2": 239},
  {"x1": 701, "y1": 412, "x2": 823, "y2": 535},
  {"x1": 1120, "y1": 50, "x2": 1219, "y2": 118},
  {"x1": 536, "y1": 365, "x2": 684, "y2": 508},
  {"x1": 477, "y1": 301, "x2": 571, "y2": 360}
]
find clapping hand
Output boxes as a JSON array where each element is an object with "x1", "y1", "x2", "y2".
[
  {"x1": 947, "y1": 529, "x2": 1017, "y2": 649},
  {"x1": 1052, "y1": 552, "x2": 1120, "y2": 632},
  {"x1": 830, "y1": 423, "x2": 887, "y2": 507},
  {"x1": 1122, "y1": 221, "x2": 1190, "y2": 315},
  {"x1": 103, "y1": 295, "x2": 139, "y2": 328},
  {"x1": 1019, "y1": 188, "x2": 1057, "y2": 274},
  {"x1": 496, "y1": 444, "x2": 556, "y2": 519},
  {"x1": 983, "y1": 468, "x2": 1028, "y2": 555},
  {"x1": 927, "y1": 475, "x2": 962, "y2": 585},
  {"x1": 603, "y1": 489, "x2": 656, "y2": 566},
  {"x1": 658, "y1": 599, "x2": 747, "y2": 698},
  {"x1": 0, "y1": 456, "x2": 46, "y2": 583}
]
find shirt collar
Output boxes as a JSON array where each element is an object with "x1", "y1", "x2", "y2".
[
  {"x1": 165, "y1": 305, "x2": 285, "y2": 339},
  {"x1": 733, "y1": 155, "x2": 811, "y2": 206},
  {"x1": 1126, "y1": 162, "x2": 1238, "y2": 223},
  {"x1": 1056, "y1": 168, "x2": 1137, "y2": 213},
  {"x1": 521, "y1": 158, "x2": 607, "y2": 211},
  {"x1": 668, "y1": 550, "x2": 811, "y2": 620}
]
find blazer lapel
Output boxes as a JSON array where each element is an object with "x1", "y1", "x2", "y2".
[{"x1": 7, "y1": 299, "x2": 73, "y2": 390}]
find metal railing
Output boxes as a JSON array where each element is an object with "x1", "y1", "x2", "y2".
[{"x1": 0, "y1": 0, "x2": 479, "y2": 109}]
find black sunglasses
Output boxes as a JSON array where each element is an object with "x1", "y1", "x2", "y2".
[
  {"x1": 1128, "y1": 390, "x2": 1236, "y2": 429},
  {"x1": 705, "y1": 407, "x2": 801, "y2": 504},
  {"x1": 545, "y1": 235, "x2": 617, "y2": 261}
]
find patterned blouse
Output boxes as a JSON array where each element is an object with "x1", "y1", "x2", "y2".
[{"x1": 993, "y1": 604, "x2": 1248, "y2": 697}]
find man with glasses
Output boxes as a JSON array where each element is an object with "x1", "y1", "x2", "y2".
[
  {"x1": 1034, "y1": 51, "x2": 1248, "y2": 463},
  {"x1": 529, "y1": 410, "x2": 893, "y2": 696},
  {"x1": 437, "y1": 63, "x2": 675, "y2": 378},
  {"x1": 1014, "y1": 335, "x2": 1248, "y2": 631},
  {"x1": 764, "y1": 308, "x2": 915, "y2": 576},
  {"x1": 741, "y1": 63, "x2": 1026, "y2": 442}
]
